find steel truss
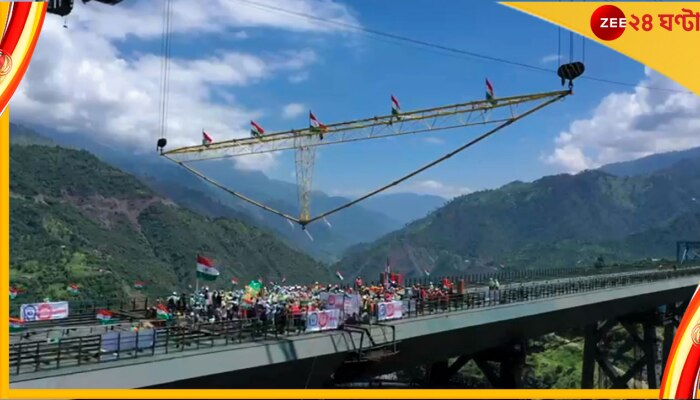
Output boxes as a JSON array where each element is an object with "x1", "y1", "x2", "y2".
[
  {"x1": 162, "y1": 90, "x2": 571, "y2": 226},
  {"x1": 581, "y1": 308, "x2": 682, "y2": 389}
]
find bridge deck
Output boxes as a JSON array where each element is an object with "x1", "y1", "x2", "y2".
[{"x1": 10, "y1": 268, "x2": 699, "y2": 389}]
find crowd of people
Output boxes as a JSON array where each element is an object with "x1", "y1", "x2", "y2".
[{"x1": 142, "y1": 275, "x2": 478, "y2": 330}]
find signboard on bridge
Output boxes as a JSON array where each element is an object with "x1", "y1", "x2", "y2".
[
  {"x1": 20, "y1": 301, "x2": 69, "y2": 321},
  {"x1": 100, "y1": 329, "x2": 155, "y2": 353},
  {"x1": 319, "y1": 292, "x2": 361, "y2": 319},
  {"x1": 377, "y1": 300, "x2": 403, "y2": 321},
  {"x1": 305, "y1": 309, "x2": 340, "y2": 332}
]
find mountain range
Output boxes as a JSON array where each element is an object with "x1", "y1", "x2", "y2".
[
  {"x1": 9, "y1": 141, "x2": 331, "y2": 303},
  {"x1": 335, "y1": 149, "x2": 700, "y2": 278},
  {"x1": 10, "y1": 123, "x2": 446, "y2": 263},
  {"x1": 10, "y1": 123, "x2": 700, "y2": 288}
]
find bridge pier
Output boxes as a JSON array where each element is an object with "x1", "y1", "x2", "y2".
[{"x1": 581, "y1": 304, "x2": 682, "y2": 389}]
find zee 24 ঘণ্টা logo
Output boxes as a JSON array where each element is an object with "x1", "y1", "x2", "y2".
[{"x1": 590, "y1": 4, "x2": 700, "y2": 41}]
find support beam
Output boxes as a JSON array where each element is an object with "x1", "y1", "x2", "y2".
[
  {"x1": 446, "y1": 355, "x2": 471, "y2": 377},
  {"x1": 471, "y1": 342, "x2": 526, "y2": 389},
  {"x1": 581, "y1": 323, "x2": 597, "y2": 389},
  {"x1": 580, "y1": 309, "x2": 684, "y2": 389},
  {"x1": 426, "y1": 361, "x2": 449, "y2": 387},
  {"x1": 643, "y1": 322, "x2": 659, "y2": 388},
  {"x1": 662, "y1": 323, "x2": 676, "y2": 367}
]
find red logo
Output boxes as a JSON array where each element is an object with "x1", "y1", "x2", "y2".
[
  {"x1": 692, "y1": 324, "x2": 700, "y2": 346},
  {"x1": 38, "y1": 303, "x2": 52, "y2": 320},
  {"x1": 318, "y1": 311, "x2": 328, "y2": 327},
  {"x1": 591, "y1": 5, "x2": 627, "y2": 41}
]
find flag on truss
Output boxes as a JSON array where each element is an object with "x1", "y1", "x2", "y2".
[
  {"x1": 251, "y1": 120, "x2": 265, "y2": 137},
  {"x1": 391, "y1": 95, "x2": 401, "y2": 117},
  {"x1": 485, "y1": 78, "x2": 497, "y2": 105},
  {"x1": 202, "y1": 130, "x2": 213, "y2": 146},
  {"x1": 309, "y1": 111, "x2": 328, "y2": 139}
]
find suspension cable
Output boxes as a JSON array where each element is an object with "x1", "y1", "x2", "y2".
[
  {"x1": 304, "y1": 91, "x2": 570, "y2": 225},
  {"x1": 158, "y1": 0, "x2": 173, "y2": 141}
]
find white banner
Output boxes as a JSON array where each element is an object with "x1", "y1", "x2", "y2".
[
  {"x1": 319, "y1": 292, "x2": 345, "y2": 311},
  {"x1": 305, "y1": 309, "x2": 340, "y2": 332},
  {"x1": 377, "y1": 300, "x2": 403, "y2": 321},
  {"x1": 101, "y1": 330, "x2": 156, "y2": 352},
  {"x1": 319, "y1": 292, "x2": 361, "y2": 318},
  {"x1": 20, "y1": 301, "x2": 70, "y2": 321},
  {"x1": 344, "y1": 294, "x2": 361, "y2": 317}
]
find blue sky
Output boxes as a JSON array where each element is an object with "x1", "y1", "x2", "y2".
[
  {"x1": 15, "y1": 0, "x2": 699, "y2": 200},
  {"x1": 210, "y1": 0, "x2": 645, "y2": 194}
]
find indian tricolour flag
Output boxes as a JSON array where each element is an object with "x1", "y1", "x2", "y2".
[
  {"x1": 96, "y1": 309, "x2": 116, "y2": 324},
  {"x1": 9, "y1": 287, "x2": 19, "y2": 300},
  {"x1": 156, "y1": 304, "x2": 170, "y2": 320},
  {"x1": 196, "y1": 255, "x2": 220, "y2": 281},
  {"x1": 10, "y1": 318, "x2": 24, "y2": 333},
  {"x1": 309, "y1": 111, "x2": 328, "y2": 139},
  {"x1": 134, "y1": 281, "x2": 145, "y2": 290},
  {"x1": 485, "y1": 78, "x2": 496, "y2": 105},
  {"x1": 251, "y1": 120, "x2": 265, "y2": 137},
  {"x1": 391, "y1": 95, "x2": 401, "y2": 118},
  {"x1": 336, "y1": 271, "x2": 344, "y2": 281},
  {"x1": 231, "y1": 277, "x2": 239, "y2": 285},
  {"x1": 202, "y1": 130, "x2": 213, "y2": 146},
  {"x1": 67, "y1": 284, "x2": 80, "y2": 295}
]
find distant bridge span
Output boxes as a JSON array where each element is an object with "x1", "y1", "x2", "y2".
[{"x1": 10, "y1": 268, "x2": 700, "y2": 389}]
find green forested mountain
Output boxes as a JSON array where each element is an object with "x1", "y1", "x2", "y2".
[
  {"x1": 14, "y1": 123, "x2": 410, "y2": 263},
  {"x1": 336, "y1": 156, "x2": 700, "y2": 278},
  {"x1": 10, "y1": 145, "x2": 330, "y2": 303}
]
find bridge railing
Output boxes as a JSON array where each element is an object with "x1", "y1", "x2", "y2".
[
  {"x1": 9, "y1": 266, "x2": 700, "y2": 376},
  {"x1": 377, "y1": 266, "x2": 700, "y2": 322},
  {"x1": 10, "y1": 298, "x2": 151, "y2": 320}
]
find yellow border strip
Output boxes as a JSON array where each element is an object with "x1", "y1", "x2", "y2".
[
  {"x1": 4, "y1": 2, "x2": 697, "y2": 399},
  {"x1": 6, "y1": 388, "x2": 660, "y2": 399},
  {"x1": 1, "y1": 105, "x2": 9, "y2": 400}
]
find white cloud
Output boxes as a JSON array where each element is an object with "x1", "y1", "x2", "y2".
[
  {"x1": 13, "y1": 0, "x2": 357, "y2": 172},
  {"x1": 423, "y1": 137, "x2": 444, "y2": 145},
  {"x1": 289, "y1": 71, "x2": 309, "y2": 83},
  {"x1": 233, "y1": 31, "x2": 249, "y2": 39},
  {"x1": 544, "y1": 68, "x2": 700, "y2": 172},
  {"x1": 282, "y1": 103, "x2": 306, "y2": 119},
  {"x1": 330, "y1": 179, "x2": 470, "y2": 199},
  {"x1": 69, "y1": 0, "x2": 358, "y2": 41},
  {"x1": 234, "y1": 153, "x2": 278, "y2": 173},
  {"x1": 540, "y1": 54, "x2": 560, "y2": 64},
  {"x1": 388, "y1": 179, "x2": 471, "y2": 199}
]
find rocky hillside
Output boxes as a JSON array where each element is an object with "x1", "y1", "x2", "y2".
[{"x1": 10, "y1": 144, "x2": 330, "y2": 303}]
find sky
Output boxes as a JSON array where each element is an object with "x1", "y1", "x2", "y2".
[{"x1": 13, "y1": 0, "x2": 700, "y2": 200}]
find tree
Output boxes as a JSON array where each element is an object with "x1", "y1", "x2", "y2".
[{"x1": 594, "y1": 256, "x2": 606, "y2": 269}]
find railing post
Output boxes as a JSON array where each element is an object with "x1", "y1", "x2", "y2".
[
  {"x1": 34, "y1": 342, "x2": 41, "y2": 372},
  {"x1": 151, "y1": 330, "x2": 157, "y2": 356},
  {"x1": 54, "y1": 338, "x2": 62, "y2": 369},
  {"x1": 16, "y1": 343, "x2": 22, "y2": 375},
  {"x1": 116, "y1": 332, "x2": 121, "y2": 361},
  {"x1": 135, "y1": 330, "x2": 140, "y2": 359},
  {"x1": 77, "y1": 337, "x2": 83, "y2": 365}
]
